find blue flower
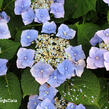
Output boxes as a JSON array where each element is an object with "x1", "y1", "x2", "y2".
[
  {"x1": 0, "y1": 11, "x2": 10, "y2": 23},
  {"x1": 21, "y1": 8, "x2": 35, "y2": 25},
  {"x1": 20, "y1": 29, "x2": 38, "y2": 47},
  {"x1": 36, "y1": 98, "x2": 55, "y2": 109},
  {"x1": 57, "y1": 59, "x2": 75, "y2": 79},
  {"x1": 30, "y1": 61, "x2": 54, "y2": 85},
  {"x1": 76, "y1": 104, "x2": 86, "y2": 109},
  {"x1": 34, "y1": 9, "x2": 50, "y2": 23},
  {"x1": 87, "y1": 47, "x2": 106, "y2": 69},
  {"x1": 65, "y1": 45, "x2": 86, "y2": 61},
  {"x1": 66, "y1": 103, "x2": 76, "y2": 109},
  {"x1": 50, "y1": 3, "x2": 64, "y2": 18},
  {"x1": 90, "y1": 33, "x2": 102, "y2": 46},
  {"x1": 103, "y1": 0, "x2": 109, "y2": 5},
  {"x1": 41, "y1": 21, "x2": 57, "y2": 34},
  {"x1": 14, "y1": 0, "x2": 31, "y2": 15},
  {"x1": 38, "y1": 83, "x2": 58, "y2": 100},
  {"x1": 73, "y1": 59, "x2": 85, "y2": 77},
  {"x1": 47, "y1": 69, "x2": 66, "y2": 87},
  {"x1": 54, "y1": 0, "x2": 64, "y2": 4},
  {"x1": 0, "y1": 22, "x2": 11, "y2": 39},
  {"x1": 0, "y1": 59, "x2": 8, "y2": 76},
  {"x1": 27, "y1": 95, "x2": 41, "y2": 109},
  {"x1": 17, "y1": 48, "x2": 35, "y2": 69},
  {"x1": 56, "y1": 24, "x2": 76, "y2": 39}
]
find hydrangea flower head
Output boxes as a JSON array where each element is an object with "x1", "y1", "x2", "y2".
[
  {"x1": 27, "y1": 95, "x2": 41, "y2": 109},
  {"x1": 54, "y1": 0, "x2": 64, "y2": 4},
  {"x1": 57, "y1": 59, "x2": 75, "y2": 79},
  {"x1": 50, "y1": 3, "x2": 64, "y2": 18},
  {"x1": 103, "y1": 0, "x2": 109, "y2": 5},
  {"x1": 65, "y1": 45, "x2": 85, "y2": 61},
  {"x1": 0, "y1": 59, "x2": 8, "y2": 76},
  {"x1": 103, "y1": 51, "x2": 109, "y2": 71},
  {"x1": 90, "y1": 33, "x2": 102, "y2": 46},
  {"x1": 47, "y1": 69, "x2": 66, "y2": 87},
  {"x1": 73, "y1": 59, "x2": 85, "y2": 77},
  {"x1": 96, "y1": 29, "x2": 109, "y2": 44},
  {"x1": 36, "y1": 98, "x2": 55, "y2": 109},
  {"x1": 0, "y1": 11, "x2": 10, "y2": 23},
  {"x1": 30, "y1": 61, "x2": 54, "y2": 85},
  {"x1": 21, "y1": 29, "x2": 38, "y2": 47},
  {"x1": 66, "y1": 103, "x2": 76, "y2": 109},
  {"x1": 17, "y1": 48, "x2": 35, "y2": 69},
  {"x1": 21, "y1": 8, "x2": 35, "y2": 25},
  {"x1": 38, "y1": 83, "x2": 58, "y2": 100},
  {"x1": 0, "y1": 22, "x2": 11, "y2": 39},
  {"x1": 56, "y1": 24, "x2": 76, "y2": 39},
  {"x1": 14, "y1": 0, "x2": 31, "y2": 15},
  {"x1": 41, "y1": 21, "x2": 57, "y2": 34},
  {"x1": 34, "y1": 9, "x2": 50, "y2": 23},
  {"x1": 87, "y1": 47, "x2": 106, "y2": 69}
]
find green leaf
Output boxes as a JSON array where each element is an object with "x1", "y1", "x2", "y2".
[
  {"x1": 0, "y1": 72, "x2": 22, "y2": 109},
  {"x1": 77, "y1": 23, "x2": 100, "y2": 55},
  {"x1": 0, "y1": 0, "x2": 3, "y2": 9},
  {"x1": 58, "y1": 70, "x2": 100, "y2": 107},
  {"x1": 98, "y1": 79, "x2": 109, "y2": 109},
  {"x1": 0, "y1": 40, "x2": 20, "y2": 60},
  {"x1": 21, "y1": 68, "x2": 40, "y2": 97}
]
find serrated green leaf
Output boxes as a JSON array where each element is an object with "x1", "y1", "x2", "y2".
[
  {"x1": 0, "y1": 40, "x2": 20, "y2": 60},
  {"x1": 77, "y1": 23, "x2": 100, "y2": 55},
  {"x1": 58, "y1": 70, "x2": 100, "y2": 107},
  {"x1": 0, "y1": 72, "x2": 22, "y2": 109},
  {"x1": 21, "y1": 68, "x2": 40, "y2": 98}
]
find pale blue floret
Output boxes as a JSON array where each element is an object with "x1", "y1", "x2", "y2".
[
  {"x1": 17, "y1": 48, "x2": 35, "y2": 69},
  {"x1": 27, "y1": 95, "x2": 41, "y2": 109},
  {"x1": 57, "y1": 59, "x2": 75, "y2": 79},
  {"x1": 14, "y1": 0, "x2": 31, "y2": 15},
  {"x1": 34, "y1": 9, "x2": 50, "y2": 23},
  {"x1": 50, "y1": 3, "x2": 64, "y2": 18},
  {"x1": 38, "y1": 83, "x2": 58, "y2": 100},
  {"x1": 41, "y1": 21, "x2": 57, "y2": 34},
  {"x1": 56, "y1": 24, "x2": 76, "y2": 39},
  {"x1": 0, "y1": 59, "x2": 8, "y2": 76},
  {"x1": 47, "y1": 69, "x2": 66, "y2": 87},
  {"x1": 20, "y1": 29, "x2": 38, "y2": 47},
  {"x1": 21, "y1": 8, "x2": 35, "y2": 25},
  {"x1": 36, "y1": 98, "x2": 55, "y2": 109}
]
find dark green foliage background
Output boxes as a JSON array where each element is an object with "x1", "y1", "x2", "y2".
[{"x1": 0, "y1": 0, "x2": 109, "y2": 109}]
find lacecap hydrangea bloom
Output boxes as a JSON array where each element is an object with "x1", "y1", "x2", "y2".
[
  {"x1": 17, "y1": 48, "x2": 35, "y2": 69},
  {"x1": 0, "y1": 59, "x2": 8, "y2": 76},
  {"x1": 30, "y1": 61, "x2": 54, "y2": 85},
  {"x1": 56, "y1": 24, "x2": 76, "y2": 39},
  {"x1": 20, "y1": 29, "x2": 38, "y2": 47},
  {"x1": 54, "y1": 0, "x2": 65, "y2": 4},
  {"x1": 38, "y1": 83, "x2": 58, "y2": 100}
]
